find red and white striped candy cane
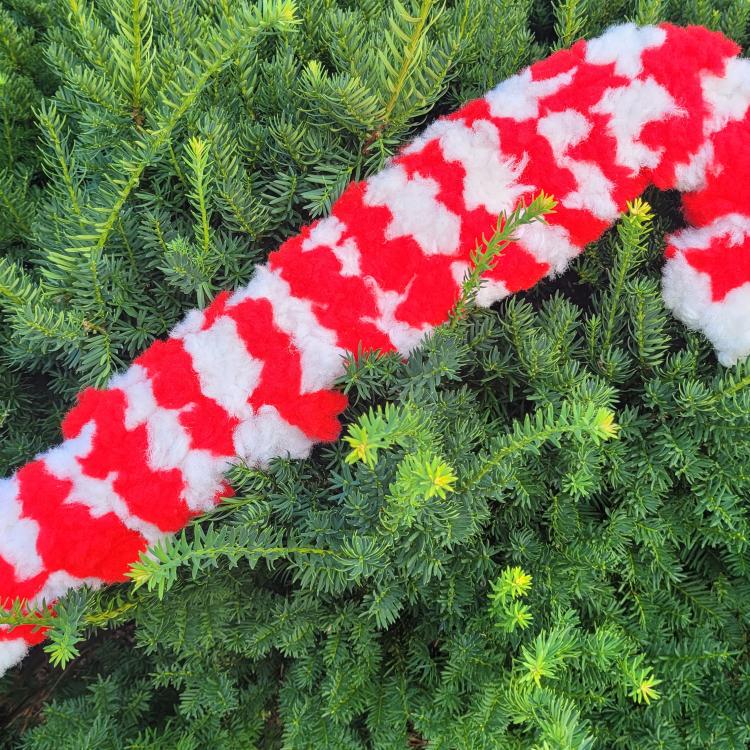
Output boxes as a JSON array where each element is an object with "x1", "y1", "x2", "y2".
[{"x1": 2, "y1": 21, "x2": 750, "y2": 674}]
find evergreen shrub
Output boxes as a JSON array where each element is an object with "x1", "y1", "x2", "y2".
[{"x1": 1, "y1": 0, "x2": 750, "y2": 748}]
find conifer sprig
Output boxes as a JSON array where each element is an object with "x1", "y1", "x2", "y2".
[
  {"x1": 126, "y1": 523, "x2": 334, "y2": 599},
  {"x1": 448, "y1": 191, "x2": 557, "y2": 329}
]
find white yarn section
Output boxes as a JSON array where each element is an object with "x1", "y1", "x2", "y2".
[
  {"x1": 0, "y1": 477, "x2": 43, "y2": 581},
  {"x1": 112, "y1": 364, "x2": 231, "y2": 515},
  {"x1": 302, "y1": 216, "x2": 362, "y2": 276},
  {"x1": 584, "y1": 22, "x2": 666, "y2": 78},
  {"x1": 233, "y1": 405, "x2": 315, "y2": 468},
  {"x1": 179, "y1": 316, "x2": 263, "y2": 421},
  {"x1": 228, "y1": 265, "x2": 347, "y2": 394},
  {"x1": 663, "y1": 254, "x2": 750, "y2": 367},
  {"x1": 701, "y1": 57, "x2": 750, "y2": 138},
  {"x1": 485, "y1": 67, "x2": 576, "y2": 122},
  {"x1": 364, "y1": 164, "x2": 462, "y2": 256},
  {"x1": 537, "y1": 108, "x2": 619, "y2": 222},
  {"x1": 514, "y1": 220, "x2": 580, "y2": 276},
  {"x1": 361, "y1": 277, "x2": 433, "y2": 355},
  {"x1": 169, "y1": 306, "x2": 206, "y2": 339},
  {"x1": 42, "y1": 420, "x2": 164, "y2": 542},
  {"x1": 591, "y1": 77, "x2": 686, "y2": 174},
  {"x1": 673, "y1": 141, "x2": 718, "y2": 193},
  {"x1": 0, "y1": 638, "x2": 28, "y2": 676},
  {"x1": 662, "y1": 215, "x2": 750, "y2": 366},
  {"x1": 436, "y1": 119, "x2": 532, "y2": 215},
  {"x1": 668, "y1": 213, "x2": 750, "y2": 253}
]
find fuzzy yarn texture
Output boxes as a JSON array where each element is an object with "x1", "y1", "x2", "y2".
[{"x1": 2, "y1": 21, "x2": 750, "y2": 676}]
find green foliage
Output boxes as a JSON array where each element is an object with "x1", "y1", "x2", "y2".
[
  {"x1": 2, "y1": 1, "x2": 750, "y2": 749},
  {"x1": 5, "y1": 189, "x2": 750, "y2": 748}
]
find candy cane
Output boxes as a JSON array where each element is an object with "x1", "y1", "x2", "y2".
[{"x1": 2, "y1": 21, "x2": 749, "y2": 675}]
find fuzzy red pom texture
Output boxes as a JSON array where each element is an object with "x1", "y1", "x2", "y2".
[{"x1": 2, "y1": 22, "x2": 750, "y2": 671}]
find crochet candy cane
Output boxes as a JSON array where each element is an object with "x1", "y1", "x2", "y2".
[{"x1": 2, "y1": 21, "x2": 750, "y2": 675}]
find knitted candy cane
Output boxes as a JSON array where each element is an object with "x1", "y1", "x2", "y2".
[{"x1": 2, "y1": 21, "x2": 750, "y2": 675}]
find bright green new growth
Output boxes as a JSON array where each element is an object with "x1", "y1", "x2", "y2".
[{"x1": 2, "y1": 0, "x2": 750, "y2": 749}]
